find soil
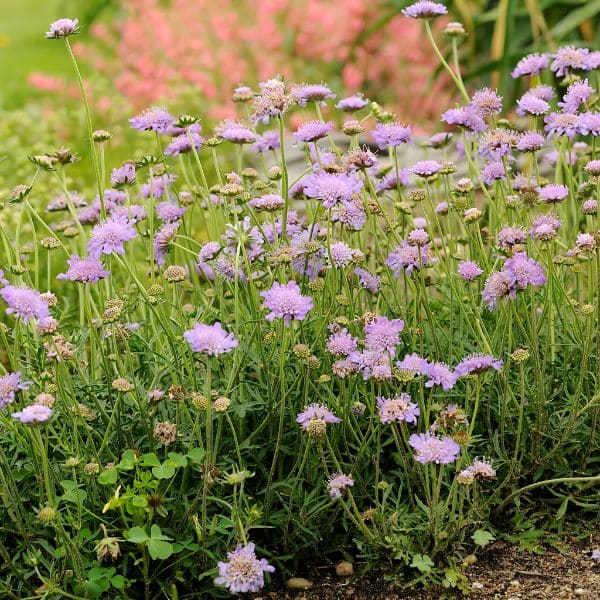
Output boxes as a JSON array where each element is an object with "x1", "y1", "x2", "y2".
[{"x1": 254, "y1": 535, "x2": 600, "y2": 599}]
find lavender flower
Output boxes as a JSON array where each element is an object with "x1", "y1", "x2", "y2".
[
  {"x1": 292, "y1": 83, "x2": 335, "y2": 107},
  {"x1": 164, "y1": 132, "x2": 204, "y2": 156},
  {"x1": 559, "y1": 79, "x2": 595, "y2": 113},
  {"x1": 377, "y1": 393, "x2": 420, "y2": 424},
  {"x1": 481, "y1": 161, "x2": 506, "y2": 186},
  {"x1": 371, "y1": 122, "x2": 412, "y2": 149},
  {"x1": 0, "y1": 285, "x2": 50, "y2": 324},
  {"x1": 585, "y1": 160, "x2": 600, "y2": 175},
  {"x1": 296, "y1": 403, "x2": 341, "y2": 435},
  {"x1": 303, "y1": 171, "x2": 363, "y2": 208},
  {"x1": 544, "y1": 112, "x2": 579, "y2": 139},
  {"x1": 251, "y1": 79, "x2": 291, "y2": 124},
  {"x1": 156, "y1": 202, "x2": 186, "y2": 223},
  {"x1": 511, "y1": 52, "x2": 550, "y2": 78},
  {"x1": 110, "y1": 163, "x2": 136, "y2": 188},
  {"x1": 247, "y1": 194, "x2": 285, "y2": 211},
  {"x1": 497, "y1": 226, "x2": 526, "y2": 249},
  {"x1": 129, "y1": 107, "x2": 174, "y2": 134},
  {"x1": 183, "y1": 322, "x2": 238, "y2": 355},
  {"x1": 46, "y1": 18, "x2": 79, "y2": 39},
  {"x1": 215, "y1": 542, "x2": 275, "y2": 594},
  {"x1": 402, "y1": 1, "x2": 448, "y2": 18},
  {"x1": 516, "y1": 131, "x2": 545, "y2": 153},
  {"x1": 528, "y1": 85, "x2": 555, "y2": 102},
  {"x1": 538, "y1": 184, "x2": 568, "y2": 204},
  {"x1": 331, "y1": 199, "x2": 367, "y2": 231},
  {"x1": 294, "y1": 121, "x2": 333, "y2": 143},
  {"x1": 386, "y1": 241, "x2": 434, "y2": 276},
  {"x1": 530, "y1": 214, "x2": 561, "y2": 241},
  {"x1": 458, "y1": 458, "x2": 496, "y2": 483},
  {"x1": 408, "y1": 432, "x2": 461, "y2": 464},
  {"x1": 354, "y1": 267, "x2": 380, "y2": 293},
  {"x1": 87, "y1": 216, "x2": 138, "y2": 258},
  {"x1": 12, "y1": 404, "x2": 52, "y2": 425},
  {"x1": 252, "y1": 130, "x2": 280, "y2": 154},
  {"x1": 457, "y1": 260, "x2": 483, "y2": 281},
  {"x1": 482, "y1": 271, "x2": 515, "y2": 309},
  {"x1": 516, "y1": 93, "x2": 550, "y2": 116},
  {"x1": 326, "y1": 328, "x2": 358, "y2": 356},
  {"x1": 582, "y1": 199, "x2": 598, "y2": 214},
  {"x1": 578, "y1": 112, "x2": 600, "y2": 136},
  {"x1": 329, "y1": 241, "x2": 363, "y2": 268},
  {"x1": 215, "y1": 119, "x2": 257, "y2": 144},
  {"x1": 410, "y1": 160, "x2": 443, "y2": 177},
  {"x1": 504, "y1": 252, "x2": 546, "y2": 289},
  {"x1": 327, "y1": 473, "x2": 354, "y2": 500},
  {"x1": 375, "y1": 170, "x2": 411, "y2": 192},
  {"x1": 455, "y1": 354, "x2": 503, "y2": 377},
  {"x1": 57, "y1": 255, "x2": 110, "y2": 283},
  {"x1": 470, "y1": 88, "x2": 503, "y2": 117},
  {"x1": 396, "y1": 353, "x2": 427, "y2": 376},
  {"x1": 260, "y1": 281, "x2": 313, "y2": 325},
  {"x1": 422, "y1": 361, "x2": 457, "y2": 390},
  {"x1": 0, "y1": 372, "x2": 31, "y2": 409},
  {"x1": 364, "y1": 316, "x2": 404, "y2": 353},
  {"x1": 336, "y1": 94, "x2": 369, "y2": 111},
  {"x1": 441, "y1": 106, "x2": 487, "y2": 133},
  {"x1": 551, "y1": 46, "x2": 595, "y2": 77},
  {"x1": 154, "y1": 222, "x2": 179, "y2": 266}
]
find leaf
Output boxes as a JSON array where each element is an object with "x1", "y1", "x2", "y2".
[
  {"x1": 167, "y1": 452, "x2": 188, "y2": 468},
  {"x1": 556, "y1": 497, "x2": 569, "y2": 520},
  {"x1": 152, "y1": 462, "x2": 176, "y2": 479},
  {"x1": 150, "y1": 524, "x2": 171, "y2": 541},
  {"x1": 126, "y1": 526, "x2": 150, "y2": 544},
  {"x1": 410, "y1": 553, "x2": 434, "y2": 573},
  {"x1": 472, "y1": 529, "x2": 496, "y2": 547},
  {"x1": 186, "y1": 447, "x2": 206, "y2": 463},
  {"x1": 132, "y1": 495, "x2": 148, "y2": 508},
  {"x1": 147, "y1": 539, "x2": 174, "y2": 560},
  {"x1": 550, "y1": 0, "x2": 600, "y2": 38},
  {"x1": 98, "y1": 468, "x2": 118, "y2": 485},
  {"x1": 110, "y1": 575, "x2": 125, "y2": 589},
  {"x1": 139, "y1": 452, "x2": 161, "y2": 467}
]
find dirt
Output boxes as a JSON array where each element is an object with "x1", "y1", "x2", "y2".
[{"x1": 254, "y1": 535, "x2": 600, "y2": 599}]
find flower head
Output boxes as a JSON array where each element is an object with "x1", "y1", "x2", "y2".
[
  {"x1": 364, "y1": 316, "x2": 404, "y2": 353},
  {"x1": 559, "y1": 79, "x2": 595, "y2": 113},
  {"x1": 458, "y1": 260, "x2": 483, "y2": 281},
  {"x1": 336, "y1": 94, "x2": 369, "y2": 111},
  {"x1": 0, "y1": 372, "x2": 31, "y2": 409},
  {"x1": 327, "y1": 473, "x2": 354, "y2": 500},
  {"x1": 409, "y1": 432, "x2": 461, "y2": 464},
  {"x1": 294, "y1": 120, "x2": 333, "y2": 143},
  {"x1": 422, "y1": 361, "x2": 457, "y2": 390},
  {"x1": 260, "y1": 281, "x2": 313, "y2": 326},
  {"x1": 252, "y1": 130, "x2": 280, "y2": 154},
  {"x1": 129, "y1": 107, "x2": 174, "y2": 134},
  {"x1": 538, "y1": 184, "x2": 568, "y2": 204},
  {"x1": 88, "y1": 217, "x2": 138, "y2": 259},
  {"x1": 215, "y1": 119, "x2": 257, "y2": 144},
  {"x1": 377, "y1": 393, "x2": 420, "y2": 424},
  {"x1": 455, "y1": 354, "x2": 503, "y2": 377},
  {"x1": 410, "y1": 160, "x2": 443, "y2": 177},
  {"x1": 46, "y1": 18, "x2": 79, "y2": 39},
  {"x1": 296, "y1": 403, "x2": 341, "y2": 434},
  {"x1": 551, "y1": 46, "x2": 595, "y2": 77},
  {"x1": 184, "y1": 322, "x2": 238, "y2": 355},
  {"x1": 12, "y1": 404, "x2": 52, "y2": 425},
  {"x1": 371, "y1": 122, "x2": 411, "y2": 149},
  {"x1": 156, "y1": 202, "x2": 186, "y2": 223},
  {"x1": 251, "y1": 79, "x2": 291, "y2": 124},
  {"x1": 57, "y1": 255, "x2": 110, "y2": 283},
  {"x1": 354, "y1": 267, "x2": 380, "y2": 293},
  {"x1": 402, "y1": 1, "x2": 448, "y2": 18},
  {"x1": 292, "y1": 83, "x2": 335, "y2": 107},
  {"x1": 0, "y1": 285, "x2": 50, "y2": 324},
  {"x1": 386, "y1": 241, "x2": 434, "y2": 276},
  {"x1": 154, "y1": 222, "x2": 179, "y2": 266},
  {"x1": 511, "y1": 53, "x2": 550, "y2": 78},
  {"x1": 303, "y1": 171, "x2": 363, "y2": 209},
  {"x1": 215, "y1": 542, "x2": 275, "y2": 594}
]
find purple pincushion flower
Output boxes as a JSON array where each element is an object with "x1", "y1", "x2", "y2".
[
  {"x1": 455, "y1": 354, "x2": 503, "y2": 377},
  {"x1": 530, "y1": 214, "x2": 561, "y2": 241},
  {"x1": 470, "y1": 88, "x2": 503, "y2": 117},
  {"x1": 497, "y1": 226, "x2": 527, "y2": 249},
  {"x1": 582, "y1": 199, "x2": 598, "y2": 214},
  {"x1": 402, "y1": 1, "x2": 448, "y2": 18},
  {"x1": 578, "y1": 112, "x2": 600, "y2": 136},
  {"x1": 87, "y1": 216, "x2": 138, "y2": 258},
  {"x1": 354, "y1": 267, "x2": 380, "y2": 293},
  {"x1": 410, "y1": 160, "x2": 443, "y2": 177},
  {"x1": 544, "y1": 112, "x2": 579, "y2": 139},
  {"x1": 0, "y1": 285, "x2": 50, "y2": 324},
  {"x1": 441, "y1": 107, "x2": 487, "y2": 133},
  {"x1": 559, "y1": 79, "x2": 595, "y2": 113},
  {"x1": 296, "y1": 403, "x2": 341, "y2": 431},
  {"x1": 371, "y1": 122, "x2": 412, "y2": 149},
  {"x1": 156, "y1": 202, "x2": 186, "y2": 223},
  {"x1": 260, "y1": 281, "x2": 313, "y2": 326},
  {"x1": 303, "y1": 171, "x2": 363, "y2": 208},
  {"x1": 336, "y1": 94, "x2": 369, "y2": 111},
  {"x1": 12, "y1": 404, "x2": 52, "y2": 425},
  {"x1": 538, "y1": 184, "x2": 568, "y2": 204},
  {"x1": 327, "y1": 473, "x2": 354, "y2": 500},
  {"x1": 252, "y1": 130, "x2": 280, "y2": 154},
  {"x1": 551, "y1": 46, "x2": 595, "y2": 77},
  {"x1": 504, "y1": 252, "x2": 546, "y2": 289},
  {"x1": 386, "y1": 241, "x2": 434, "y2": 276},
  {"x1": 110, "y1": 163, "x2": 136, "y2": 188},
  {"x1": 375, "y1": 169, "x2": 411, "y2": 192},
  {"x1": 46, "y1": 18, "x2": 79, "y2": 39},
  {"x1": 329, "y1": 241, "x2": 362, "y2": 268},
  {"x1": 164, "y1": 132, "x2": 204, "y2": 156},
  {"x1": 292, "y1": 83, "x2": 335, "y2": 107},
  {"x1": 517, "y1": 131, "x2": 545, "y2": 152},
  {"x1": 326, "y1": 327, "x2": 358, "y2": 356},
  {"x1": 215, "y1": 119, "x2": 257, "y2": 144},
  {"x1": 408, "y1": 432, "x2": 461, "y2": 464},
  {"x1": 183, "y1": 322, "x2": 238, "y2": 355},
  {"x1": 511, "y1": 53, "x2": 550, "y2": 78},
  {"x1": 294, "y1": 120, "x2": 333, "y2": 143},
  {"x1": 154, "y1": 222, "x2": 179, "y2": 265},
  {"x1": 129, "y1": 107, "x2": 174, "y2": 134},
  {"x1": 247, "y1": 194, "x2": 284, "y2": 211},
  {"x1": 422, "y1": 361, "x2": 457, "y2": 390},
  {"x1": 57, "y1": 255, "x2": 110, "y2": 283},
  {"x1": 458, "y1": 260, "x2": 483, "y2": 281},
  {"x1": 481, "y1": 161, "x2": 506, "y2": 185},
  {"x1": 482, "y1": 271, "x2": 515, "y2": 309},
  {"x1": 215, "y1": 542, "x2": 275, "y2": 594},
  {"x1": 396, "y1": 352, "x2": 427, "y2": 375},
  {"x1": 516, "y1": 93, "x2": 550, "y2": 116},
  {"x1": 377, "y1": 393, "x2": 420, "y2": 424},
  {"x1": 0, "y1": 372, "x2": 31, "y2": 409},
  {"x1": 364, "y1": 316, "x2": 404, "y2": 353}
]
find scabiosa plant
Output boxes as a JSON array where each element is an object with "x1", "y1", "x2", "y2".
[
  {"x1": 454, "y1": 354, "x2": 503, "y2": 377},
  {"x1": 371, "y1": 122, "x2": 412, "y2": 149},
  {"x1": 410, "y1": 160, "x2": 443, "y2": 177},
  {"x1": 457, "y1": 260, "x2": 484, "y2": 281},
  {"x1": 303, "y1": 171, "x2": 363, "y2": 208},
  {"x1": 408, "y1": 432, "x2": 461, "y2": 464},
  {"x1": 184, "y1": 322, "x2": 238, "y2": 355},
  {"x1": 402, "y1": 1, "x2": 448, "y2": 19},
  {"x1": 57, "y1": 255, "x2": 111, "y2": 283},
  {"x1": 377, "y1": 394, "x2": 420, "y2": 424},
  {"x1": 327, "y1": 473, "x2": 355, "y2": 500},
  {"x1": 87, "y1": 216, "x2": 138, "y2": 258},
  {"x1": 0, "y1": 285, "x2": 50, "y2": 324},
  {"x1": 386, "y1": 241, "x2": 434, "y2": 276},
  {"x1": 293, "y1": 120, "x2": 333, "y2": 143},
  {"x1": 296, "y1": 403, "x2": 341, "y2": 435},
  {"x1": 260, "y1": 281, "x2": 314, "y2": 325},
  {"x1": 0, "y1": 372, "x2": 31, "y2": 409},
  {"x1": 538, "y1": 184, "x2": 568, "y2": 204},
  {"x1": 214, "y1": 542, "x2": 275, "y2": 594},
  {"x1": 12, "y1": 404, "x2": 53, "y2": 425},
  {"x1": 45, "y1": 18, "x2": 79, "y2": 39},
  {"x1": 421, "y1": 361, "x2": 457, "y2": 390},
  {"x1": 364, "y1": 316, "x2": 404, "y2": 353},
  {"x1": 129, "y1": 107, "x2": 174, "y2": 133},
  {"x1": 354, "y1": 267, "x2": 381, "y2": 293},
  {"x1": 335, "y1": 93, "x2": 369, "y2": 111},
  {"x1": 511, "y1": 52, "x2": 550, "y2": 78}
]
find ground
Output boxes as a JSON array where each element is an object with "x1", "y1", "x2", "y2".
[{"x1": 255, "y1": 534, "x2": 600, "y2": 599}]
